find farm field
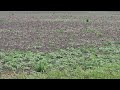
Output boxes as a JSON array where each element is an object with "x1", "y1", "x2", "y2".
[{"x1": 0, "y1": 11, "x2": 120, "y2": 79}]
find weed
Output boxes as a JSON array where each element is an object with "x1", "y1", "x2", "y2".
[{"x1": 34, "y1": 60, "x2": 47, "y2": 72}]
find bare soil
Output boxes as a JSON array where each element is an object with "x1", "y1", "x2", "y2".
[{"x1": 0, "y1": 12, "x2": 120, "y2": 52}]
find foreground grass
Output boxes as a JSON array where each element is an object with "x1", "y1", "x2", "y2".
[{"x1": 0, "y1": 41, "x2": 120, "y2": 79}]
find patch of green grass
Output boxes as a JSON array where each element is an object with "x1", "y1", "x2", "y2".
[
  {"x1": 0, "y1": 19, "x2": 4, "y2": 23},
  {"x1": 95, "y1": 31, "x2": 103, "y2": 37},
  {"x1": 82, "y1": 29, "x2": 103, "y2": 37},
  {"x1": 55, "y1": 29, "x2": 64, "y2": 33},
  {"x1": 83, "y1": 29, "x2": 96, "y2": 33},
  {"x1": 0, "y1": 41, "x2": 120, "y2": 79},
  {"x1": 34, "y1": 60, "x2": 48, "y2": 72}
]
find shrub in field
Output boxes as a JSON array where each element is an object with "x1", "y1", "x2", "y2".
[{"x1": 34, "y1": 60, "x2": 48, "y2": 72}]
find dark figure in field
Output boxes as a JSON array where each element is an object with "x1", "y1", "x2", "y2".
[{"x1": 86, "y1": 19, "x2": 89, "y2": 22}]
